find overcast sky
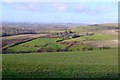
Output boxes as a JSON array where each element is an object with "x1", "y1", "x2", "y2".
[{"x1": 1, "y1": 1, "x2": 118, "y2": 24}]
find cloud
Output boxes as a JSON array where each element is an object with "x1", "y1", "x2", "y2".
[
  {"x1": 16, "y1": 4, "x2": 36, "y2": 11},
  {"x1": 73, "y1": 3, "x2": 117, "y2": 15},
  {"x1": 9, "y1": 3, "x2": 44, "y2": 12},
  {"x1": 58, "y1": 5, "x2": 66, "y2": 11},
  {"x1": 3, "y1": 0, "x2": 14, "y2": 4},
  {"x1": 54, "y1": 2, "x2": 67, "y2": 11},
  {"x1": 3, "y1": 2, "x2": 117, "y2": 15}
]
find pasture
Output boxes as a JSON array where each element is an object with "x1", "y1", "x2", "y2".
[
  {"x1": 5, "y1": 33, "x2": 117, "y2": 53},
  {"x1": 6, "y1": 38, "x2": 66, "y2": 53},
  {"x1": 63, "y1": 34, "x2": 115, "y2": 42},
  {"x1": 2, "y1": 24, "x2": 119, "y2": 78},
  {"x1": 2, "y1": 34, "x2": 48, "y2": 49},
  {"x1": 2, "y1": 49, "x2": 118, "y2": 78}
]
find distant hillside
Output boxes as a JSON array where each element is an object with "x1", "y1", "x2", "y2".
[
  {"x1": 1, "y1": 22, "x2": 88, "y2": 37},
  {"x1": 90, "y1": 23, "x2": 118, "y2": 27}
]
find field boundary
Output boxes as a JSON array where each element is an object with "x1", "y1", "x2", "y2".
[{"x1": 2, "y1": 38, "x2": 37, "y2": 53}]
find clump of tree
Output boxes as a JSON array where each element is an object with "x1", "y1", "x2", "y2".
[
  {"x1": 82, "y1": 47, "x2": 93, "y2": 51},
  {"x1": 70, "y1": 34, "x2": 80, "y2": 38},
  {"x1": 99, "y1": 46, "x2": 110, "y2": 50}
]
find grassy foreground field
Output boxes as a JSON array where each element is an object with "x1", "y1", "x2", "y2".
[{"x1": 2, "y1": 49, "x2": 118, "y2": 78}]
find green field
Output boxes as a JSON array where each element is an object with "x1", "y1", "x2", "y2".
[
  {"x1": 70, "y1": 26, "x2": 96, "y2": 33},
  {"x1": 63, "y1": 34, "x2": 114, "y2": 42},
  {"x1": 5, "y1": 33, "x2": 115, "y2": 53},
  {"x1": 2, "y1": 49, "x2": 118, "y2": 78},
  {"x1": 2, "y1": 25, "x2": 119, "y2": 78},
  {"x1": 6, "y1": 38, "x2": 66, "y2": 52}
]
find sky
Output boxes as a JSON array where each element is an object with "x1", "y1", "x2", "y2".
[{"x1": 1, "y1": 1, "x2": 118, "y2": 24}]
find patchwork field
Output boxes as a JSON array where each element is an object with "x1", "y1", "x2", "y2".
[
  {"x1": 2, "y1": 49, "x2": 118, "y2": 78},
  {"x1": 2, "y1": 1, "x2": 119, "y2": 78},
  {"x1": 3, "y1": 33, "x2": 118, "y2": 54},
  {"x1": 1, "y1": 34, "x2": 48, "y2": 49},
  {"x1": 2, "y1": 24, "x2": 119, "y2": 78},
  {"x1": 5, "y1": 38, "x2": 67, "y2": 53}
]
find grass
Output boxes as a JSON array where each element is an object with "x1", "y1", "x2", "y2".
[
  {"x1": 43, "y1": 43, "x2": 66, "y2": 51},
  {"x1": 2, "y1": 49, "x2": 118, "y2": 78},
  {"x1": 2, "y1": 35, "x2": 26, "y2": 39},
  {"x1": 5, "y1": 34, "x2": 115, "y2": 53},
  {"x1": 63, "y1": 34, "x2": 114, "y2": 42},
  {"x1": 70, "y1": 26, "x2": 97, "y2": 33},
  {"x1": 6, "y1": 38, "x2": 66, "y2": 52},
  {"x1": 6, "y1": 35, "x2": 110, "y2": 53},
  {"x1": 68, "y1": 44, "x2": 95, "y2": 51}
]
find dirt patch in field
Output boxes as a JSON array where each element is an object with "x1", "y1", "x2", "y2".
[
  {"x1": 94, "y1": 30, "x2": 118, "y2": 36},
  {"x1": 84, "y1": 40, "x2": 118, "y2": 47},
  {"x1": 2, "y1": 34, "x2": 48, "y2": 40},
  {"x1": 1, "y1": 34, "x2": 48, "y2": 48}
]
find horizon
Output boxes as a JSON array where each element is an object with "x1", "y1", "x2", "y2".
[{"x1": 1, "y1": 21, "x2": 118, "y2": 24}]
